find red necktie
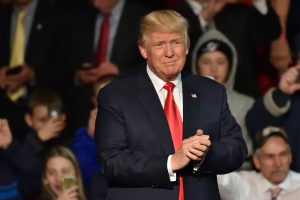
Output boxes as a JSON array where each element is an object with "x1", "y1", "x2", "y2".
[
  {"x1": 163, "y1": 82, "x2": 184, "y2": 200},
  {"x1": 95, "y1": 13, "x2": 110, "y2": 66}
]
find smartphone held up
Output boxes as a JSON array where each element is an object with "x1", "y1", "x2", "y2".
[{"x1": 61, "y1": 175, "x2": 77, "y2": 191}]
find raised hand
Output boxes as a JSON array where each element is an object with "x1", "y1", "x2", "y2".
[
  {"x1": 278, "y1": 65, "x2": 300, "y2": 95},
  {"x1": 0, "y1": 119, "x2": 13, "y2": 150},
  {"x1": 171, "y1": 129, "x2": 211, "y2": 171}
]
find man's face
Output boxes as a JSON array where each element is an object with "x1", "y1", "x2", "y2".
[
  {"x1": 139, "y1": 31, "x2": 188, "y2": 82},
  {"x1": 25, "y1": 105, "x2": 49, "y2": 131},
  {"x1": 253, "y1": 136, "x2": 292, "y2": 184}
]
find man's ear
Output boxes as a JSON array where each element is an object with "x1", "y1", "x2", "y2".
[
  {"x1": 24, "y1": 114, "x2": 33, "y2": 127},
  {"x1": 139, "y1": 45, "x2": 148, "y2": 59}
]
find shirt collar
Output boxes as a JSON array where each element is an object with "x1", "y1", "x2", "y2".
[
  {"x1": 277, "y1": 171, "x2": 293, "y2": 191},
  {"x1": 146, "y1": 65, "x2": 182, "y2": 93},
  {"x1": 260, "y1": 171, "x2": 293, "y2": 193}
]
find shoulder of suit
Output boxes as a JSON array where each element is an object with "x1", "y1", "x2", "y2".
[
  {"x1": 102, "y1": 75, "x2": 137, "y2": 91},
  {"x1": 184, "y1": 74, "x2": 224, "y2": 88}
]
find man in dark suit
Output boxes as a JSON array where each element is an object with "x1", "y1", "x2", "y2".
[
  {"x1": 0, "y1": 0, "x2": 69, "y2": 94},
  {"x1": 67, "y1": 0, "x2": 151, "y2": 129},
  {"x1": 69, "y1": 0, "x2": 150, "y2": 84},
  {"x1": 0, "y1": 0, "x2": 70, "y2": 140},
  {"x1": 95, "y1": 10, "x2": 247, "y2": 200},
  {"x1": 172, "y1": 0, "x2": 281, "y2": 97}
]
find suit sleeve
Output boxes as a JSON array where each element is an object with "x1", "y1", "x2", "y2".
[
  {"x1": 197, "y1": 87, "x2": 248, "y2": 175},
  {"x1": 94, "y1": 88, "x2": 172, "y2": 188},
  {"x1": 246, "y1": 95, "x2": 283, "y2": 140}
]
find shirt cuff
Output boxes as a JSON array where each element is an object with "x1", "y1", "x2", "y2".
[
  {"x1": 253, "y1": 0, "x2": 268, "y2": 15},
  {"x1": 193, "y1": 154, "x2": 206, "y2": 174},
  {"x1": 167, "y1": 155, "x2": 176, "y2": 182},
  {"x1": 263, "y1": 87, "x2": 291, "y2": 116}
]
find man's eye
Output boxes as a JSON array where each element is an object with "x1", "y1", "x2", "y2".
[
  {"x1": 172, "y1": 41, "x2": 182, "y2": 46},
  {"x1": 154, "y1": 43, "x2": 165, "y2": 48}
]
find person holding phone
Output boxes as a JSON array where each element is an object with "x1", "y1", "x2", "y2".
[
  {"x1": 0, "y1": 0, "x2": 70, "y2": 145},
  {"x1": 0, "y1": 0, "x2": 70, "y2": 96},
  {"x1": 40, "y1": 146, "x2": 86, "y2": 200},
  {"x1": 23, "y1": 89, "x2": 68, "y2": 158},
  {"x1": 246, "y1": 64, "x2": 300, "y2": 172}
]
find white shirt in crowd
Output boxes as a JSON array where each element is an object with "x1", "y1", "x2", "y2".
[{"x1": 218, "y1": 170, "x2": 300, "y2": 200}]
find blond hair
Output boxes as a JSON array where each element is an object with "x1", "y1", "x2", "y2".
[
  {"x1": 41, "y1": 146, "x2": 86, "y2": 200},
  {"x1": 138, "y1": 10, "x2": 190, "y2": 48}
]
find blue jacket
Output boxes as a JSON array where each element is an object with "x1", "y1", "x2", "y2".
[{"x1": 72, "y1": 127, "x2": 100, "y2": 183}]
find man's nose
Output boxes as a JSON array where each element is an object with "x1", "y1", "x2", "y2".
[
  {"x1": 211, "y1": 63, "x2": 219, "y2": 72},
  {"x1": 164, "y1": 43, "x2": 174, "y2": 57},
  {"x1": 274, "y1": 156, "x2": 282, "y2": 167}
]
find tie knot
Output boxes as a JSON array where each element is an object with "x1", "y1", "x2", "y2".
[
  {"x1": 270, "y1": 187, "x2": 282, "y2": 198},
  {"x1": 163, "y1": 82, "x2": 175, "y2": 92}
]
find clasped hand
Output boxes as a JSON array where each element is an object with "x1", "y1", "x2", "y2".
[{"x1": 171, "y1": 129, "x2": 211, "y2": 171}]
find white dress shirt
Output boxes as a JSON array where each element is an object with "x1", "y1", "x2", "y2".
[
  {"x1": 218, "y1": 170, "x2": 300, "y2": 200},
  {"x1": 146, "y1": 66, "x2": 183, "y2": 182}
]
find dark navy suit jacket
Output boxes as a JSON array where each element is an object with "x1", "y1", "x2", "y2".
[{"x1": 95, "y1": 69, "x2": 247, "y2": 200}]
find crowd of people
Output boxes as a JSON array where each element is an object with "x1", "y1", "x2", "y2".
[{"x1": 1, "y1": 0, "x2": 300, "y2": 199}]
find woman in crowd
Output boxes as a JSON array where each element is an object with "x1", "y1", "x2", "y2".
[{"x1": 40, "y1": 146, "x2": 86, "y2": 200}]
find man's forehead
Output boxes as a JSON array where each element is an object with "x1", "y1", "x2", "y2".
[
  {"x1": 260, "y1": 137, "x2": 289, "y2": 154},
  {"x1": 149, "y1": 32, "x2": 183, "y2": 40}
]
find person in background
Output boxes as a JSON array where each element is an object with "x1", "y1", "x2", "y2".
[
  {"x1": 95, "y1": 10, "x2": 247, "y2": 200},
  {"x1": 191, "y1": 29, "x2": 254, "y2": 169},
  {"x1": 0, "y1": 0, "x2": 70, "y2": 140},
  {"x1": 218, "y1": 126, "x2": 300, "y2": 200},
  {"x1": 0, "y1": 118, "x2": 42, "y2": 199},
  {"x1": 24, "y1": 89, "x2": 68, "y2": 158},
  {"x1": 269, "y1": 0, "x2": 292, "y2": 74},
  {"x1": 40, "y1": 146, "x2": 86, "y2": 200},
  {"x1": 172, "y1": 0, "x2": 280, "y2": 97},
  {"x1": 72, "y1": 75, "x2": 117, "y2": 200},
  {"x1": 287, "y1": 0, "x2": 300, "y2": 58},
  {"x1": 72, "y1": 74, "x2": 118, "y2": 183},
  {"x1": 246, "y1": 64, "x2": 300, "y2": 172},
  {"x1": 66, "y1": 0, "x2": 151, "y2": 130}
]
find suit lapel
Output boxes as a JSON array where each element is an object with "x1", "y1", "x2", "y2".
[
  {"x1": 137, "y1": 71, "x2": 174, "y2": 154},
  {"x1": 182, "y1": 80, "x2": 202, "y2": 139}
]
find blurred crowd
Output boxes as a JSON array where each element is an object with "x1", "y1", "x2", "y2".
[{"x1": 0, "y1": 0, "x2": 300, "y2": 199}]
